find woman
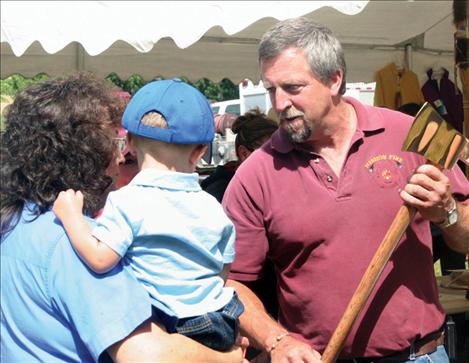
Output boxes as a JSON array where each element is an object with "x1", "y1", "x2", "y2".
[{"x1": 0, "y1": 73, "x2": 245, "y2": 362}]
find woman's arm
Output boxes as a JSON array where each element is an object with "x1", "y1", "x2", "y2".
[
  {"x1": 53, "y1": 189, "x2": 121, "y2": 273},
  {"x1": 108, "y1": 320, "x2": 246, "y2": 363}
]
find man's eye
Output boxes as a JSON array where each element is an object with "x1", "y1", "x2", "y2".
[{"x1": 285, "y1": 85, "x2": 301, "y2": 92}]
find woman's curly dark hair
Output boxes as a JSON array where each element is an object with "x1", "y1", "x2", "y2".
[{"x1": 1, "y1": 73, "x2": 124, "y2": 236}]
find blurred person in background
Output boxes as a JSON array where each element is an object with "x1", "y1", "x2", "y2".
[{"x1": 202, "y1": 108, "x2": 278, "y2": 202}]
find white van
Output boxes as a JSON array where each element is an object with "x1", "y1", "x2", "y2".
[
  {"x1": 239, "y1": 79, "x2": 272, "y2": 114},
  {"x1": 210, "y1": 99, "x2": 241, "y2": 116},
  {"x1": 210, "y1": 79, "x2": 273, "y2": 117}
]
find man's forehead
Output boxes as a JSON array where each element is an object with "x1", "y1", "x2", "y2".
[
  {"x1": 260, "y1": 48, "x2": 311, "y2": 82},
  {"x1": 261, "y1": 69, "x2": 314, "y2": 88}
]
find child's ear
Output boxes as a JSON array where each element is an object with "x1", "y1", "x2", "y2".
[
  {"x1": 189, "y1": 144, "x2": 208, "y2": 167},
  {"x1": 126, "y1": 133, "x2": 137, "y2": 157}
]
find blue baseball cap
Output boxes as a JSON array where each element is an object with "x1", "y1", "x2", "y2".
[{"x1": 122, "y1": 79, "x2": 214, "y2": 144}]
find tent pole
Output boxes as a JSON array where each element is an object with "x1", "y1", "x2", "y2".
[
  {"x1": 75, "y1": 43, "x2": 85, "y2": 72},
  {"x1": 405, "y1": 43, "x2": 412, "y2": 70}
]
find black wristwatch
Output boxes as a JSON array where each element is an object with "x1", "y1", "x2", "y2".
[{"x1": 435, "y1": 200, "x2": 458, "y2": 228}]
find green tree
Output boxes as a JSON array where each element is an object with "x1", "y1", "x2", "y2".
[
  {"x1": 1, "y1": 73, "x2": 49, "y2": 97},
  {"x1": 0, "y1": 80, "x2": 15, "y2": 99},
  {"x1": 151, "y1": 75, "x2": 165, "y2": 82},
  {"x1": 123, "y1": 74, "x2": 146, "y2": 95},
  {"x1": 105, "y1": 72, "x2": 124, "y2": 90},
  {"x1": 32, "y1": 73, "x2": 49, "y2": 82},
  {"x1": 220, "y1": 78, "x2": 238, "y2": 100},
  {"x1": 177, "y1": 76, "x2": 192, "y2": 86},
  {"x1": 194, "y1": 78, "x2": 221, "y2": 101}
]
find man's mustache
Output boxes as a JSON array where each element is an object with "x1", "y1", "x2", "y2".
[{"x1": 279, "y1": 107, "x2": 305, "y2": 121}]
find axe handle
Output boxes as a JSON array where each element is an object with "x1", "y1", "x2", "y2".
[{"x1": 321, "y1": 204, "x2": 417, "y2": 363}]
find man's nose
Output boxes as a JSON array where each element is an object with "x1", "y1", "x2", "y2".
[{"x1": 273, "y1": 88, "x2": 292, "y2": 112}]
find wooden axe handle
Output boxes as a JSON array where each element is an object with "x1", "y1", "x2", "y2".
[{"x1": 321, "y1": 204, "x2": 417, "y2": 363}]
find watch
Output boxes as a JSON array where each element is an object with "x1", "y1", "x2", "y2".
[{"x1": 435, "y1": 200, "x2": 458, "y2": 228}]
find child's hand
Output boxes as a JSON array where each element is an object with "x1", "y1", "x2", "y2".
[{"x1": 52, "y1": 189, "x2": 84, "y2": 222}]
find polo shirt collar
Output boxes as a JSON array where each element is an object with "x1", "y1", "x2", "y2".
[
  {"x1": 270, "y1": 128, "x2": 296, "y2": 154},
  {"x1": 346, "y1": 96, "x2": 386, "y2": 134},
  {"x1": 130, "y1": 167, "x2": 201, "y2": 191},
  {"x1": 270, "y1": 97, "x2": 385, "y2": 154}
]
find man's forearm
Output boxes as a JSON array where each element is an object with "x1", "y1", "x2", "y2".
[
  {"x1": 226, "y1": 279, "x2": 286, "y2": 352},
  {"x1": 441, "y1": 202, "x2": 469, "y2": 254}
]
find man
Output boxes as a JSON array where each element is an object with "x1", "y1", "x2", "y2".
[{"x1": 223, "y1": 17, "x2": 469, "y2": 363}]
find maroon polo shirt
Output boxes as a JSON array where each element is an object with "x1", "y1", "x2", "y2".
[{"x1": 224, "y1": 97, "x2": 469, "y2": 358}]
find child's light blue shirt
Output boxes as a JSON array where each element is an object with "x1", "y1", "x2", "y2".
[{"x1": 92, "y1": 168, "x2": 235, "y2": 318}]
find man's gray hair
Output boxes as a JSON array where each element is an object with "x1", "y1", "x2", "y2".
[{"x1": 259, "y1": 17, "x2": 346, "y2": 95}]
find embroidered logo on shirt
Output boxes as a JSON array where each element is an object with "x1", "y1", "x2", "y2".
[{"x1": 364, "y1": 154, "x2": 404, "y2": 188}]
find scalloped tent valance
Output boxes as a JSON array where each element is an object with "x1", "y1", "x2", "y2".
[{"x1": 1, "y1": 1, "x2": 454, "y2": 84}]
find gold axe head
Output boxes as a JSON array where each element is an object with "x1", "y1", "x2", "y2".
[{"x1": 402, "y1": 102, "x2": 469, "y2": 169}]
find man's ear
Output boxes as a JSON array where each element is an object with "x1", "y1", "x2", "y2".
[
  {"x1": 189, "y1": 144, "x2": 208, "y2": 166},
  {"x1": 329, "y1": 70, "x2": 343, "y2": 96}
]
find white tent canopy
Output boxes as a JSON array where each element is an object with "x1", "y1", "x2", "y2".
[{"x1": 1, "y1": 1, "x2": 454, "y2": 85}]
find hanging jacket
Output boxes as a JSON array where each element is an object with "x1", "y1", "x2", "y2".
[
  {"x1": 421, "y1": 68, "x2": 463, "y2": 133},
  {"x1": 374, "y1": 62, "x2": 425, "y2": 110}
]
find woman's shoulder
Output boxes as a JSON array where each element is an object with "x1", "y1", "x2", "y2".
[{"x1": 2, "y1": 208, "x2": 95, "y2": 267}]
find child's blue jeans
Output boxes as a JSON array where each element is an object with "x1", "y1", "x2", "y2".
[{"x1": 152, "y1": 292, "x2": 244, "y2": 351}]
